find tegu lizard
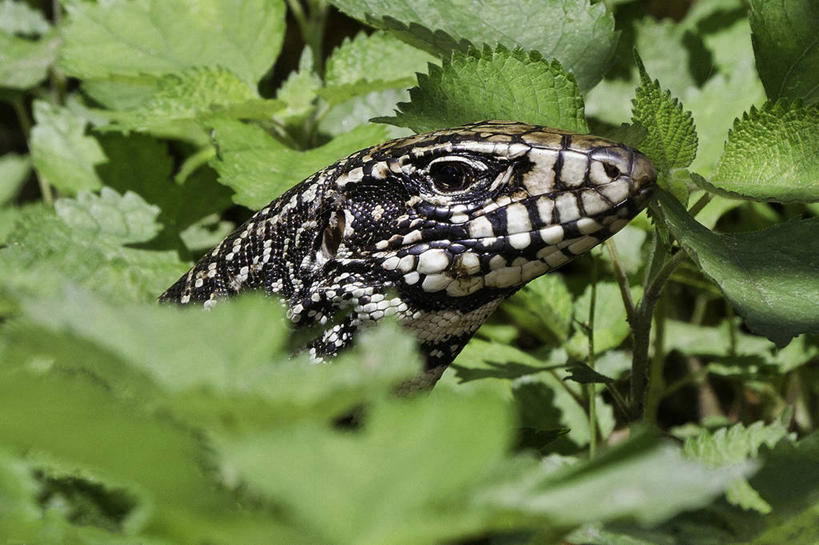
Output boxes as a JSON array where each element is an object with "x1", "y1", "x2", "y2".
[{"x1": 161, "y1": 121, "x2": 657, "y2": 383}]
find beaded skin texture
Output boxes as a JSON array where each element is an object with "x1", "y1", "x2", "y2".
[{"x1": 160, "y1": 121, "x2": 657, "y2": 381}]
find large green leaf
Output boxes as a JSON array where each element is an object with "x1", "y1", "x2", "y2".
[
  {"x1": 707, "y1": 101, "x2": 819, "y2": 203},
  {"x1": 749, "y1": 0, "x2": 819, "y2": 105},
  {"x1": 219, "y1": 388, "x2": 512, "y2": 545},
  {"x1": 59, "y1": 0, "x2": 286, "y2": 87},
  {"x1": 656, "y1": 189, "x2": 819, "y2": 346},
  {"x1": 378, "y1": 46, "x2": 587, "y2": 134},
  {"x1": 328, "y1": 0, "x2": 617, "y2": 90}
]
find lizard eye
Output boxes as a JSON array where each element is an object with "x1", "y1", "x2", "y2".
[
  {"x1": 602, "y1": 162, "x2": 621, "y2": 179},
  {"x1": 428, "y1": 159, "x2": 476, "y2": 193}
]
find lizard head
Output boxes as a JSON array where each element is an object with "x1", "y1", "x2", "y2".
[
  {"x1": 320, "y1": 121, "x2": 655, "y2": 306},
  {"x1": 306, "y1": 121, "x2": 656, "y2": 368}
]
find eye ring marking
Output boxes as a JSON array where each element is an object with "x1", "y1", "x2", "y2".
[
  {"x1": 427, "y1": 156, "x2": 486, "y2": 193},
  {"x1": 602, "y1": 162, "x2": 622, "y2": 179}
]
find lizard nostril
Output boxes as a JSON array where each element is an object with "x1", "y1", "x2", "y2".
[{"x1": 630, "y1": 153, "x2": 658, "y2": 187}]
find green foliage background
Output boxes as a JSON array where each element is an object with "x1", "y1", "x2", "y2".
[{"x1": 0, "y1": 0, "x2": 818, "y2": 544}]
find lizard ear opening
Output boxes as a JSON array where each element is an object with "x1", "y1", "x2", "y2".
[{"x1": 321, "y1": 211, "x2": 345, "y2": 259}]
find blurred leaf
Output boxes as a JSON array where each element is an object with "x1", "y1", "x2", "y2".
[
  {"x1": 378, "y1": 46, "x2": 587, "y2": 134},
  {"x1": 0, "y1": 359, "x2": 306, "y2": 543},
  {"x1": 0, "y1": 30, "x2": 59, "y2": 89},
  {"x1": 475, "y1": 434, "x2": 750, "y2": 528},
  {"x1": 208, "y1": 118, "x2": 390, "y2": 208},
  {"x1": 631, "y1": 54, "x2": 698, "y2": 174},
  {"x1": 218, "y1": 388, "x2": 512, "y2": 545},
  {"x1": 750, "y1": 0, "x2": 819, "y2": 105},
  {"x1": 656, "y1": 189, "x2": 819, "y2": 346},
  {"x1": 707, "y1": 101, "x2": 819, "y2": 203},
  {"x1": 0, "y1": 152, "x2": 30, "y2": 205},
  {"x1": 59, "y1": 0, "x2": 286, "y2": 87},
  {"x1": 321, "y1": 31, "x2": 434, "y2": 106},
  {"x1": 684, "y1": 416, "x2": 792, "y2": 514},
  {"x1": 0, "y1": 0, "x2": 51, "y2": 35},
  {"x1": 328, "y1": 0, "x2": 617, "y2": 90},
  {"x1": 29, "y1": 101, "x2": 106, "y2": 194}
]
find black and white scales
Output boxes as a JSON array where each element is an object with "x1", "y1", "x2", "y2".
[{"x1": 161, "y1": 121, "x2": 657, "y2": 383}]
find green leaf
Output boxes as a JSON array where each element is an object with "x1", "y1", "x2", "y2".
[
  {"x1": 707, "y1": 101, "x2": 819, "y2": 203},
  {"x1": 0, "y1": 152, "x2": 30, "y2": 205},
  {"x1": 273, "y1": 48, "x2": 322, "y2": 127},
  {"x1": 378, "y1": 46, "x2": 587, "y2": 134},
  {"x1": 54, "y1": 188, "x2": 161, "y2": 245},
  {"x1": 655, "y1": 189, "x2": 819, "y2": 346},
  {"x1": 0, "y1": 31, "x2": 59, "y2": 89},
  {"x1": 685, "y1": 66, "x2": 766, "y2": 179},
  {"x1": 1, "y1": 196, "x2": 186, "y2": 303},
  {"x1": 0, "y1": 0, "x2": 51, "y2": 36},
  {"x1": 327, "y1": 0, "x2": 617, "y2": 91},
  {"x1": 105, "y1": 67, "x2": 282, "y2": 137},
  {"x1": 631, "y1": 54, "x2": 698, "y2": 174},
  {"x1": 60, "y1": 0, "x2": 286, "y2": 88},
  {"x1": 208, "y1": 118, "x2": 390, "y2": 208},
  {"x1": 29, "y1": 101, "x2": 106, "y2": 194},
  {"x1": 218, "y1": 388, "x2": 513, "y2": 545},
  {"x1": 320, "y1": 31, "x2": 434, "y2": 105},
  {"x1": 564, "y1": 363, "x2": 614, "y2": 385},
  {"x1": 442, "y1": 341, "x2": 597, "y2": 449},
  {"x1": 750, "y1": 0, "x2": 819, "y2": 105},
  {"x1": 96, "y1": 133, "x2": 233, "y2": 233}
]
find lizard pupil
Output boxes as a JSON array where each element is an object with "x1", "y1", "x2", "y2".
[
  {"x1": 602, "y1": 162, "x2": 621, "y2": 179},
  {"x1": 429, "y1": 162, "x2": 473, "y2": 192}
]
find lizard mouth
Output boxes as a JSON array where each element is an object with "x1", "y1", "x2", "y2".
[{"x1": 377, "y1": 182, "x2": 655, "y2": 296}]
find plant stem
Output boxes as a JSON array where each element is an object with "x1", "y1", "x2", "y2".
[
  {"x1": 13, "y1": 95, "x2": 53, "y2": 206},
  {"x1": 606, "y1": 238, "x2": 635, "y2": 323},
  {"x1": 688, "y1": 192, "x2": 713, "y2": 219},
  {"x1": 644, "y1": 295, "x2": 667, "y2": 422},
  {"x1": 629, "y1": 232, "x2": 687, "y2": 421},
  {"x1": 587, "y1": 253, "x2": 598, "y2": 459}
]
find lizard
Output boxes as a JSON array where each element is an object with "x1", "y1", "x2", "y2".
[{"x1": 160, "y1": 121, "x2": 657, "y2": 384}]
